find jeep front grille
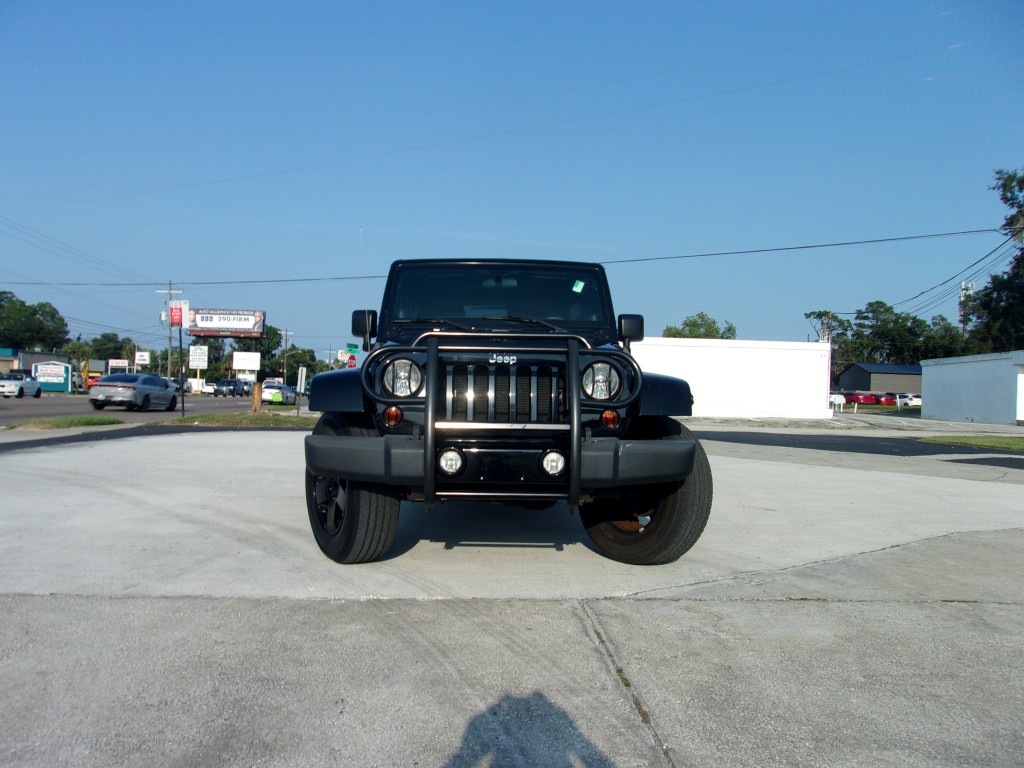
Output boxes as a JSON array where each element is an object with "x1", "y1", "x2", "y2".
[{"x1": 444, "y1": 363, "x2": 563, "y2": 424}]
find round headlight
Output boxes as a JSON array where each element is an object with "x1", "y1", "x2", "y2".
[
  {"x1": 581, "y1": 362, "x2": 621, "y2": 400},
  {"x1": 382, "y1": 358, "x2": 422, "y2": 397}
]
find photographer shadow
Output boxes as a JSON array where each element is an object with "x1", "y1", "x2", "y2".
[{"x1": 442, "y1": 691, "x2": 618, "y2": 768}]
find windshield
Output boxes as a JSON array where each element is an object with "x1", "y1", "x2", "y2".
[{"x1": 381, "y1": 262, "x2": 614, "y2": 336}]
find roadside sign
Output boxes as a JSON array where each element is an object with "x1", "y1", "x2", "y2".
[
  {"x1": 346, "y1": 354, "x2": 357, "y2": 369},
  {"x1": 189, "y1": 345, "x2": 209, "y2": 370},
  {"x1": 169, "y1": 300, "x2": 189, "y2": 327}
]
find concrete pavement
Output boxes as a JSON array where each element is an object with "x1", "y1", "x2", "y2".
[{"x1": 0, "y1": 417, "x2": 1021, "y2": 766}]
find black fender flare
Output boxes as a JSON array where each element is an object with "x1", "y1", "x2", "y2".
[
  {"x1": 308, "y1": 368, "x2": 367, "y2": 414},
  {"x1": 637, "y1": 372, "x2": 693, "y2": 417}
]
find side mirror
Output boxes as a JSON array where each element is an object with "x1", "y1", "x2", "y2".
[
  {"x1": 618, "y1": 314, "x2": 644, "y2": 343},
  {"x1": 352, "y1": 310, "x2": 378, "y2": 351}
]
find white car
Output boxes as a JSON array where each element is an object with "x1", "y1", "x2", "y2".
[
  {"x1": 0, "y1": 372, "x2": 42, "y2": 398},
  {"x1": 897, "y1": 393, "x2": 922, "y2": 408},
  {"x1": 261, "y1": 382, "x2": 297, "y2": 405}
]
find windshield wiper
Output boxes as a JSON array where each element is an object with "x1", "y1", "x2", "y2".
[{"x1": 479, "y1": 316, "x2": 568, "y2": 333}]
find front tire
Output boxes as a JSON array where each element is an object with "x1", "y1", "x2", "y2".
[
  {"x1": 164, "y1": 395, "x2": 177, "y2": 411},
  {"x1": 305, "y1": 414, "x2": 400, "y2": 564},
  {"x1": 580, "y1": 418, "x2": 712, "y2": 565},
  {"x1": 33, "y1": 388, "x2": 41, "y2": 398}
]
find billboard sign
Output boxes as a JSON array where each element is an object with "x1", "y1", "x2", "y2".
[
  {"x1": 232, "y1": 351, "x2": 261, "y2": 371},
  {"x1": 188, "y1": 309, "x2": 265, "y2": 338},
  {"x1": 135, "y1": 351, "x2": 151, "y2": 366}
]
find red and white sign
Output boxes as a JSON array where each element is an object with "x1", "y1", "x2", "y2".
[
  {"x1": 346, "y1": 355, "x2": 358, "y2": 369},
  {"x1": 169, "y1": 300, "x2": 189, "y2": 327}
]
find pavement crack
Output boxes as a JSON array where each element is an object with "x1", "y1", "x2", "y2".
[
  {"x1": 619, "y1": 528, "x2": 1024, "y2": 599},
  {"x1": 580, "y1": 600, "x2": 677, "y2": 768}
]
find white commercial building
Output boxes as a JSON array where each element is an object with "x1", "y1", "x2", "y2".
[
  {"x1": 632, "y1": 337, "x2": 833, "y2": 420},
  {"x1": 921, "y1": 350, "x2": 1024, "y2": 426}
]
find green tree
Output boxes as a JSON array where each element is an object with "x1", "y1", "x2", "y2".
[
  {"x1": 91, "y1": 332, "x2": 134, "y2": 361},
  {"x1": 663, "y1": 311, "x2": 737, "y2": 339},
  {"x1": 281, "y1": 346, "x2": 318, "y2": 386},
  {"x1": 808, "y1": 302, "x2": 966, "y2": 370},
  {"x1": 0, "y1": 291, "x2": 69, "y2": 350},
  {"x1": 965, "y1": 167, "x2": 1024, "y2": 352}
]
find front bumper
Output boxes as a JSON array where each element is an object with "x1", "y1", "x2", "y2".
[{"x1": 304, "y1": 433, "x2": 696, "y2": 499}]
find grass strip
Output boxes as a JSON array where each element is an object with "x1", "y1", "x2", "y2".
[
  {"x1": 8, "y1": 416, "x2": 125, "y2": 429},
  {"x1": 160, "y1": 411, "x2": 318, "y2": 428},
  {"x1": 921, "y1": 435, "x2": 1024, "y2": 452}
]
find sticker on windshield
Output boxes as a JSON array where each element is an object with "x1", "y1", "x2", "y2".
[{"x1": 572, "y1": 280, "x2": 585, "y2": 293}]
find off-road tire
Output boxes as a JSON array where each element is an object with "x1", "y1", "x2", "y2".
[
  {"x1": 305, "y1": 413, "x2": 400, "y2": 564},
  {"x1": 580, "y1": 417, "x2": 712, "y2": 565}
]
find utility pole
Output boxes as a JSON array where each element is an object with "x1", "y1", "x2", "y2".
[
  {"x1": 282, "y1": 328, "x2": 293, "y2": 384},
  {"x1": 323, "y1": 346, "x2": 335, "y2": 369},
  {"x1": 155, "y1": 280, "x2": 182, "y2": 379}
]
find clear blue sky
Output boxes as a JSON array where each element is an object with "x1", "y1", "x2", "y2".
[{"x1": 2, "y1": 1, "x2": 1021, "y2": 358}]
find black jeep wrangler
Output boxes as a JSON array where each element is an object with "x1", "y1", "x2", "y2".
[{"x1": 304, "y1": 259, "x2": 712, "y2": 565}]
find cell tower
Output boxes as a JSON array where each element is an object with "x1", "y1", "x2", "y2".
[{"x1": 958, "y1": 281, "x2": 975, "y2": 333}]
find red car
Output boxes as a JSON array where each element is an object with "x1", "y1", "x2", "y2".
[
  {"x1": 876, "y1": 393, "x2": 896, "y2": 406},
  {"x1": 844, "y1": 392, "x2": 878, "y2": 405}
]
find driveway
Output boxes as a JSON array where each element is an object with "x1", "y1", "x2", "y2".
[{"x1": 0, "y1": 418, "x2": 1021, "y2": 766}]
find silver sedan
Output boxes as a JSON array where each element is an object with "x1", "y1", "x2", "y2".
[{"x1": 89, "y1": 373, "x2": 178, "y2": 411}]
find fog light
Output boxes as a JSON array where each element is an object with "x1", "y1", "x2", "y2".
[
  {"x1": 540, "y1": 450, "x2": 566, "y2": 477},
  {"x1": 438, "y1": 448, "x2": 464, "y2": 476},
  {"x1": 383, "y1": 406, "x2": 403, "y2": 426},
  {"x1": 600, "y1": 410, "x2": 620, "y2": 429}
]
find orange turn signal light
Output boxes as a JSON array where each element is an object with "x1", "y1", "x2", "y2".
[
  {"x1": 383, "y1": 406, "x2": 403, "y2": 426},
  {"x1": 600, "y1": 410, "x2": 620, "y2": 429}
]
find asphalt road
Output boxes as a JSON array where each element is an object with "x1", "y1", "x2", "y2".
[
  {"x1": 0, "y1": 417, "x2": 1021, "y2": 767},
  {"x1": 0, "y1": 391, "x2": 286, "y2": 427}
]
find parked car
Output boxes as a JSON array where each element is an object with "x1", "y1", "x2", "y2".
[
  {"x1": 162, "y1": 377, "x2": 192, "y2": 394},
  {"x1": 213, "y1": 378, "x2": 245, "y2": 397},
  {"x1": 843, "y1": 392, "x2": 878, "y2": 405},
  {"x1": 200, "y1": 382, "x2": 216, "y2": 394},
  {"x1": 0, "y1": 372, "x2": 42, "y2": 399},
  {"x1": 261, "y1": 382, "x2": 297, "y2": 405},
  {"x1": 89, "y1": 373, "x2": 178, "y2": 411},
  {"x1": 897, "y1": 393, "x2": 922, "y2": 407},
  {"x1": 875, "y1": 393, "x2": 896, "y2": 406},
  {"x1": 239, "y1": 379, "x2": 254, "y2": 396}
]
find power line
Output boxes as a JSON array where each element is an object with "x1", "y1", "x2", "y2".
[
  {"x1": 599, "y1": 229, "x2": 1000, "y2": 266},
  {"x1": 1, "y1": 228, "x2": 1000, "y2": 288}
]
